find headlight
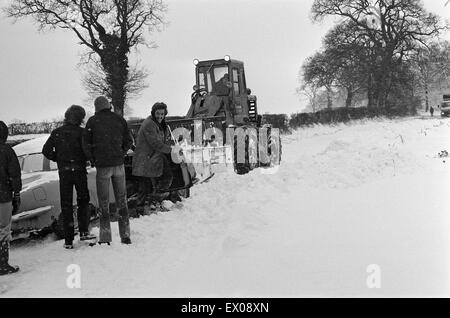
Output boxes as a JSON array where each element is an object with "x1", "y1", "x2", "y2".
[
  {"x1": 224, "y1": 55, "x2": 231, "y2": 62},
  {"x1": 193, "y1": 59, "x2": 199, "y2": 66}
]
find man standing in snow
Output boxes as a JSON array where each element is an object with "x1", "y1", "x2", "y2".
[
  {"x1": 0, "y1": 121, "x2": 21, "y2": 275},
  {"x1": 132, "y1": 102, "x2": 175, "y2": 211},
  {"x1": 42, "y1": 105, "x2": 96, "y2": 249},
  {"x1": 430, "y1": 106, "x2": 434, "y2": 117},
  {"x1": 83, "y1": 96, "x2": 133, "y2": 245}
]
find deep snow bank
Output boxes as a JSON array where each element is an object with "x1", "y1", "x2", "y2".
[{"x1": 2, "y1": 116, "x2": 450, "y2": 297}]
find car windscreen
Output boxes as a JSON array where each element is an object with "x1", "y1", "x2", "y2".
[{"x1": 18, "y1": 153, "x2": 57, "y2": 173}]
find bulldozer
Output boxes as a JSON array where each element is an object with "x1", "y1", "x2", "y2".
[
  {"x1": 164, "y1": 55, "x2": 282, "y2": 177},
  {"x1": 125, "y1": 56, "x2": 282, "y2": 206}
]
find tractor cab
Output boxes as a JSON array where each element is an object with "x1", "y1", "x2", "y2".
[{"x1": 186, "y1": 56, "x2": 259, "y2": 127}]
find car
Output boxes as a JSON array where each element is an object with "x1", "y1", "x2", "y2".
[
  {"x1": 11, "y1": 135, "x2": 105, "y2": 240},
  {"x1": 11, "y1": 133, "x2": 194, "y2": 240},
  {"x1": 441, "y1": 101, "x2": 450, "y2": 117}
]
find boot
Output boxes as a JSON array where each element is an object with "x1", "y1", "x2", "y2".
[
  {"x1": 169, "y1": 191, "x2": 182, "y2": 203},
  {"x1": 121, "y1": 237, "x2": 132, "y2": 245},
  {"x1": 64, "y1": 239, "x2": 73, "y2": 249},
  {"x1": 80, "y1": 232, "x2": 97, "y2": 241},
  {"x1": 63, "y1": 243, "x2": 74, "y2": 249},
  {"x1": 0, "y1": 241, "x2": 19, "y2": 275}
]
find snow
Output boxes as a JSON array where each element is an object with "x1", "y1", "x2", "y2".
[{"x1": 2, "y1": 116, "x2": 450, "y2": 297}]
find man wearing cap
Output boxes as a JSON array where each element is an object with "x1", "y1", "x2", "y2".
[
  {"x1": 83, "y1": 96, "x2": 133, "y2": 245},
  {"x1": 0, "y1": 121, "x2": 21, "y2": 275},
  {"x1": 132, "y1": 102, "x2": 175, "y2": 210},
  {"x1": 42, "y1": 105, "x2": 96, "y2": 249}
]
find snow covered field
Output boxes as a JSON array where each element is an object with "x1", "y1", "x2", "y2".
[{"x1": 2, "y1": 116, "x2": 450, "y2": 297}]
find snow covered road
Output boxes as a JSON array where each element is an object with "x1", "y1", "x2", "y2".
[{"x1": 2, "y1": 116, "x2": 450, "y2": 297}]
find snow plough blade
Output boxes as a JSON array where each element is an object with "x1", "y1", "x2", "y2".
[{"x1": 177, "y1": 145, "x2": 233, "y2": 183}]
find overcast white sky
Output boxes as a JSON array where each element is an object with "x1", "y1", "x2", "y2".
[{"x1": 0, "y1": 0, "x2": 449, "y2": 123}]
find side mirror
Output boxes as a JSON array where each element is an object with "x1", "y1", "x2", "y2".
[{"x1": 246, "y1": 88, "x2": 252, "y2": 95}]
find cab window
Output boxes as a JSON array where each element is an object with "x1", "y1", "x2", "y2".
[
  {"x1": 232, "y1": 68, "x2": 240, "y2": 95},
  {"x1": 198, "y1": 71, "x2": 211, "y2": 92},
  {"x1": 198, "y1": 65, "x2": 229, "y2": 94}
]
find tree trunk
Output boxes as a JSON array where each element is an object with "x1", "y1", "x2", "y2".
[
  {"x1": 102, "y1": 61, "x2": 128, "y2": 116},
  {"x1": 378, "y1": 53, "x2": 394, "y2": 109},
  {"x1": 345, "y1": 87, "x2": 353, "y2": 108},
  {"x1": 326, "y1": 87, "x2": 333, "y2": 109},
  {"x1": 98, "y1": 33, "x2": 129, "y2": 117},
  {"x1": 367, "y1": 73, "x2": 376, "y2": 108}
]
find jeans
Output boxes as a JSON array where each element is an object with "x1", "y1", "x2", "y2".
[
  {"x1": 0, "y1": 202, "x2": 12, "y2": 244},
  {"x1": 96, "y1": 165, "x2": 130, "y2": 242},
  {"x1": 59, "y1": 169, "x2": 90, "y2": 244}
]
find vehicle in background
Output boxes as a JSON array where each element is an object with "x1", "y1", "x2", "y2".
[
  {"x1": 440, "y1": 94, "x2": 450, "y2": 117},
  {"x1": 11, "y1": 135, "x2": 101, "y2": 240}
]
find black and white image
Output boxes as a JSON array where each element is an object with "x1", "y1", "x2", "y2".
[{"x1": 0, "y1": 0, "x2": 449, "y2": 298}]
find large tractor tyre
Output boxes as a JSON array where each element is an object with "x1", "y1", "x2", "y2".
[
  {"x1": 233, "y1": 134, "x2": 251, "y2": 175},
  {"x1": 258, "y1": 127, "x2": 271, "y2": 168},
  {"x1": 259, "y1": 127, "x2": 282, "y2": 168},
  {"x1": 276, "y1": 134, "x2": 282, "y2": 164}
]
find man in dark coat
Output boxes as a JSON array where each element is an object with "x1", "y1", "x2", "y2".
[
  {"x1": 0, "y1": 121, "x2": 21, "y2": 275},
  {"x1": 42, "y1": 105, "x2": 95, "y2": 249},
  {"x1": 83, "y1": 96, "x2": 133, "y2": 245},
  {"x1": 132, "y1": 103, "x2": 174, "y2": 208},
  {"x1": 212, "y1": 73, "x2": 231, "y2": 96}
]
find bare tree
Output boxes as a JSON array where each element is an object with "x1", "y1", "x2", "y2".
[
  {"x1": 299, "y1": 21, "x2": 369, "y2": 111},
  {"x1": 413, "y1": 41, "x2": 450, "y2": 109},
  {"x1": 311, "y1": 0, "x2": 446, "y2": 109},
  {"x1": 297, "y1": 82, "x2": 321, "y2": 113},
  {"x1": 5, "y1": 0, "x2": 167, "y2": 116},
  {"x1": 81, "y1": 56, "x2": 149, "y2": 115},
  {"x1": 322, "y1": 22, "x2": 368, "y2": 108},
  {"x1": 302, "y1": 52, "x2": 337, "y2": 109}
]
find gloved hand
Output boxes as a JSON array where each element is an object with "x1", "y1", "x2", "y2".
[{"x1": 12, "y1": 192, "x2": 21, "y2": 213}]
